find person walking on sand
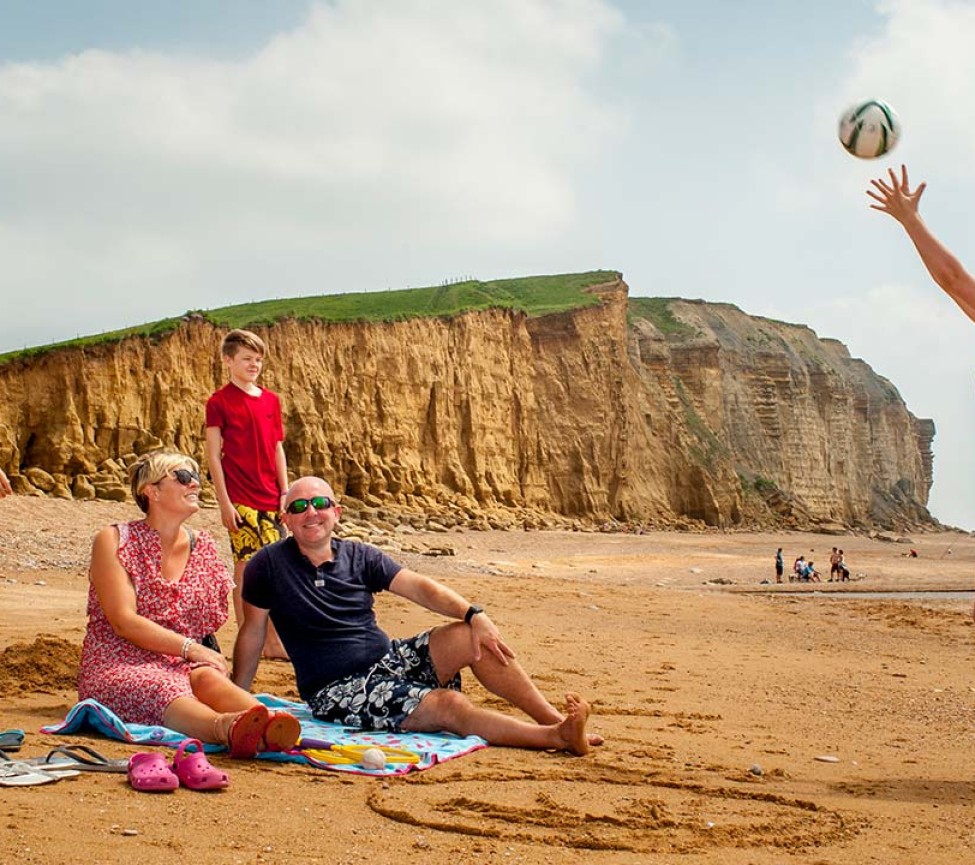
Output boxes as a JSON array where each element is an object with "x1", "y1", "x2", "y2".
[
  {"x1": 205, "y1": 329, "x2": 290, "y2": 660},
  {"x1": 233, "y1": 476, "x2": 595, "y2": 755},
  {"x1": 78, "y1": 451, "x2": 299, "y2": 757},
  {"x1": 774, "y1": 548, "x2": 784, "y2": 584},
  {"x1": 867, "y1": 164, "x2": 975, "y2": 324}
]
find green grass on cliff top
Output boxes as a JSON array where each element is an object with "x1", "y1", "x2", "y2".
[
  {"x1": 0, "y1": 271, "x2": 620, "y2": 364},
  {"x1": 627, "y1": 297, "x2": 698, "y2": 337},
  {"x1": 210, "y1": 270, "x2": 617, "y2": 328}
]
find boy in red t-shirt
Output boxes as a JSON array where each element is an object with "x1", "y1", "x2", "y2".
[{"x1": 205, "y1": 329, "x2": 290, "y2": 659}]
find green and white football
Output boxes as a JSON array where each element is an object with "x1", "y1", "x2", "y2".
[{"x1": 838, "y1": 99, "x2": 901, "y2": 159}]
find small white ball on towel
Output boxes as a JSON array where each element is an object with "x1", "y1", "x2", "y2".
[{"x1": 361, "y1": 748, "x2": 386, "y2": 770}]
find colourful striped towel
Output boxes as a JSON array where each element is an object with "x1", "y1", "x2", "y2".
[{"x1": 41, "y1": 693, "x2": 486, "y2": 776}]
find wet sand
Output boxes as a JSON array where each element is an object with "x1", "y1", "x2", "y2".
[{"x1": 1, "y1": 496, "x2": 973, "y2": 864}]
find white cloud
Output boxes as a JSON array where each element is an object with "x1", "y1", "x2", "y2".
[
  {"x1": 842, "y1": 0, "x2": 975, "y2": 174},
  {"x1": 0, "y1": 0, "x2": 625, "y2": 347}
]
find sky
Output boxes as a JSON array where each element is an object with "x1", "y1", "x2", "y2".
[{"x1": 1, "y1": 0, "x2": 973, "y2": 529}]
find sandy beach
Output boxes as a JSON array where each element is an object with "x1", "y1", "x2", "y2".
[{"x1": 1, "y1": 495, "x2": 973, "y2": 864}]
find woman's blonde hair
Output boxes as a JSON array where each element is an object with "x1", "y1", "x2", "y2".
[{"x1": 129, "y1": 451, "x2": 200, "y2": 514}]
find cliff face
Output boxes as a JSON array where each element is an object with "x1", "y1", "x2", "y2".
[
  {"x1": 628, "y1": 300, "x2": 934, "y2": 529},
  {"x1": 0, "y1": 279, "x2": 935, "y2": 530}
]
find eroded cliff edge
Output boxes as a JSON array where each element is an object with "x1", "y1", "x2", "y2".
[{"x1": 0, "y1": 277, "x2": 935, "y2": 530}]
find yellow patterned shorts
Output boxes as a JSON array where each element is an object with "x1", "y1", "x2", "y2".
[{"x1": 228, "y1": 504, "x2": 284, "y2": 564}]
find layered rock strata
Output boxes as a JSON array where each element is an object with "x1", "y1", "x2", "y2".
[{"x1": 627, "y1": 300, "x2": 934, "y2": 529}]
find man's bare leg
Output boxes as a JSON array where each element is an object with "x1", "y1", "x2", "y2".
[
  {"x1": 428, "y1": 623, "x2": 558, "y2": 717},
  {"x1": 427, "y1": 623, "x2": 602, "y2": 745},
  {"x1": 401, "y1": 687, "x2": 590, "y2": 755}
]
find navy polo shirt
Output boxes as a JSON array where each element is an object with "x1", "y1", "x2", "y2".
[{"x1": 243, "y1": 536, "x2": 402, "y2": 701}]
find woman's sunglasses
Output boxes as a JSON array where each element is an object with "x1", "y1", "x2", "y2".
[
  {"x1": 286, "y1": 495, "x2": 335, "y2": 515},
  {"x1": 171, "y1": 468, "x2": 201, "y2": 486}
]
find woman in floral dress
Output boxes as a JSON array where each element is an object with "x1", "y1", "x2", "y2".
[{"x1": 78, "y1": 451, "x2": 298, "y2": 757}]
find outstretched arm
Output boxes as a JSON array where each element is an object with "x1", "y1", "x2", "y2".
[
  {"x1": 867, "y1": 164, "x2": 975, "y2": 323},
  {"x1": 389, "y1": 568, "x2": 514, "y2": 665}
]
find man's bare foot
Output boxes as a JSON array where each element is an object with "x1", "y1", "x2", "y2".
[
  {"x1": 543, "y1": 705, "x2": 602, "y2": 746},
  {"x1": 556, "y1": 692, "x2": 590, "y2": 756}
]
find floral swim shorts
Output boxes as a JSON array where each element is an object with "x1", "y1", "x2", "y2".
[{"x1": 307, "y1": 631, "x2": 461, "y2": 732}]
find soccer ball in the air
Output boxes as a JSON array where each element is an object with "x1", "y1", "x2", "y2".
[{"x1": 837, "y1": 99, "x2": 901, "y2": 159}]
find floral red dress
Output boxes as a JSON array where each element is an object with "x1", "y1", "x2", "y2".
[{"x1": 78, "y1": 520, "x2": 234, "y2": 726}]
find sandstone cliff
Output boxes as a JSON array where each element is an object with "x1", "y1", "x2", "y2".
[
  {"x1": 627, "y1": 299, "x2": 934, "y2": 529},
  {"x1": 0, "y1": 276, "x2": 935, "y2": 530}
]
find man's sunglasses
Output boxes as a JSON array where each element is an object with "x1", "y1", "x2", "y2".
[
  {"x1": 171, "y1": 468, "x2": 201, "y2": 486},
  {"x1": 286, "y1": 495, "x2": 335, "y2": 515}
]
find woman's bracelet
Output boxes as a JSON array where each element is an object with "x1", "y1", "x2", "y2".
[{"x1": 180, "y1": 636, "x2": 195, "y2": 660}]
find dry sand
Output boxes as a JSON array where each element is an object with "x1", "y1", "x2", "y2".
[{"x1": 1, "y1": 496, "x2": 974, "y2": 864}]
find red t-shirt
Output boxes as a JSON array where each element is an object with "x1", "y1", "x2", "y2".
[{"x1": 205, "y1": 383, "x2": 284, "y2": 511}]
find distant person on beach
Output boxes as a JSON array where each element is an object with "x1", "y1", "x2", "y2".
[
  {"x1": 78, "y1": 451, "x2": 299, "y2": 757},
  {"x1": 0, "y1": 468, "x2": 11, "y2": 498},
  {"x1": 837, "y1": 550, "x2": 850, "y2": 582},
  {"x1": 775, "y1": 548, "x2": 784, "y2": 584},
  {"x1": 792, "y1": 555, "x2": 806, "y2": 583},
  {"x1": 868, "y1": 165, "x2": 975, "y2": 324},
  {"x1": 794, "y1": 558, "x2": 820, "y2": 583},
  {"x1": 828, "y1": 547, "x2": 841, "y2": 582},
  {"x1": 205, "y1": 329, "x2": 290, "y2": 660},
  {"x1": 233, "y1": 475, "x2": 594, "y2": 756}
]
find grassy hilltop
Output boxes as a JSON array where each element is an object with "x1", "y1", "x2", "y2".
[{"x1": 0, "y1": 270, "x2": 620, "y2": 365}]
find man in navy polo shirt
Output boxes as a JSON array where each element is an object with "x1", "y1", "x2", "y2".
[{"x1": 233, "y1": 476, "x2": 592, "y2": 755}]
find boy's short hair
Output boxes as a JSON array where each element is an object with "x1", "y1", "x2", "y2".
[{"x1": 221, "y1": 329, "x2": 266, "y2": 359}]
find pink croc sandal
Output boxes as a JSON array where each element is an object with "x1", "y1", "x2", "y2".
[
  {"x1": 172, "y1": 739, "x2": 229, "y2": 791},
  {"x1": 128, "y1": 752, "x2": 179, "y2": 792},
  {"x1": 227, "y1": 704, "x2": 269, "y2": 759},
  {"x1": 261, "y1": 712, "x2": 301, "y2": 753}
]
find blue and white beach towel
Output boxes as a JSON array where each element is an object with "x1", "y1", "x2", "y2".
[{"x1": 41, "y1": 694, "x2": 486, "y2": 776}]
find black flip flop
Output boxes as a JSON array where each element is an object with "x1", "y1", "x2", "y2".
[
  {"x1": 26, "y1": 744, "x2": 129, "y2": 773},
  {"x1": 0, "y1": 750, "x2": 80, "y2": 781}
]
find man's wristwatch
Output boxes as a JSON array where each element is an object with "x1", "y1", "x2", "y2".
[{"x1": 464, "y1": 604, "x2": 484, "y2": 624}]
